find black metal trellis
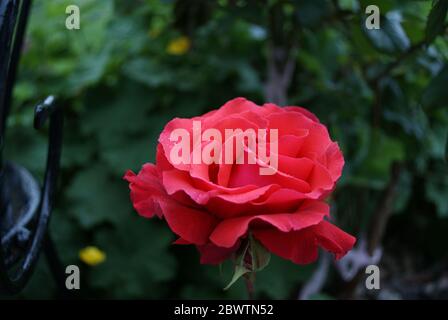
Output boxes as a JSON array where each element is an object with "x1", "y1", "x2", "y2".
[{"x1": 0, "y1": 0, "x2": 66, "y2": 295}]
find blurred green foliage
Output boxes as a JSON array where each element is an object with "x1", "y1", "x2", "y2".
[{"x1": 2, "y1": 0, "x2": 448, "y2": 299}]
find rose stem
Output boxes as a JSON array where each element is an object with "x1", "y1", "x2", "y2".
[{"x1": 244, "y1": 274, "x2": 255, "y2": 300}]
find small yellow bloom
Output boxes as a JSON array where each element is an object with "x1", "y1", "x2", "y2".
[
  {"x1": 79, "y1": 246, "x2": 106, "y2": 266},
  {"x1": 166, "y1": 36, "x2": 190, "y2": 55}
]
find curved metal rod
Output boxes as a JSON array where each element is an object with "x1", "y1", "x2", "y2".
[
  {"x1": 0, "y1": 0, "x2": 32, "y2": 156},
  {"x1": 0, "y1": 0, "x2": 66, "y2": 295},
  {"x1": 1, "y1": 162, "x2": 40, "y2": 246},
  {"x1": 0, "y1": 97, "x2": 63, "y2": 293}
]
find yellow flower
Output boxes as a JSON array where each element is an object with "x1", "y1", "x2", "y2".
[
  {"x1": 79, "y1": 246, "x2": 106, "y2": 266},
  {"x1": 166, "y1": 36, "x2": 190, "y2": 55}
]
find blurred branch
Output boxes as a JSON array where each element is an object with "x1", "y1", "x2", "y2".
[
  {"x1": 367, "y1": 162, "x2": 402, "y2": 254},
  {"x1": 340, "y1": 162, "x2": 402, "y2": 298},
  {"x1": 298, "y1": 251, "x2": 331, "y2": 300},
  {"x1": 265, "y1": 45, "x2": 296, "y2": 105},
  {"x1": 264, "y1": 2, "x2": 298, "y2": 105}
]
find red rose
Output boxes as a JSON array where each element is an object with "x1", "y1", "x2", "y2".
[{"x1": 124, "y1": 98, "x2": 355, "y2": 265}]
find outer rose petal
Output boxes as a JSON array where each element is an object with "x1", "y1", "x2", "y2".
[
  {"x1": 201, "y1": 97, "x2": 261, "y2": 126},
  {"x1": 267, "y1": 110, "x2": 315, "y2": 138},
  {"x1": 159, "y1": 199, "x2": 218, "y2": 245},
  {"x1": 323, "y1": 142, "x2": 345, "y2": 182},
  {"x1": 162, "y1": 169, "x2": 274, "y2": 206},
  {"x1": 125, "y1": 164, "x2": 218, "y2": 245},
  {"x1": 283, "y1": 106, "x2": 320, "y2": 123},
  {"x1": 253, "y1": 220, "x2": 356, "y2": 264},
  {"x1": 210, "y1": 200, "x2": 329, "y2": 248},
  {"x1": 123, "y1": 164, "x2": 165, "y2": 218}
]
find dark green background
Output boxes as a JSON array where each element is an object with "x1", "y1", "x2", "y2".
[{"x1": 3, "y1": 0, "x2": 448, "y2": 299}]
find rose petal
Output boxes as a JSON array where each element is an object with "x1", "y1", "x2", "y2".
[
  {"x1": 278, "y1": 134, "x2": 308, "y2": 157},
  {"x1": 209, "y1": 200, "x2": 329, "y2": 248},
  {"x1": 277, "y1": 155, "x2": 314, "y2": 181},
  {"x1": 323, "y1": 142, "x2": 345, "y2": 182},
  {"x1": 201, "y1": 97, "x2": 261, "y2": 126},
  {"x1": 267, "y1": 111, "x2": 315, "y2": 138},
  {"x1": 159, "y1": 117, "x2": 195, "y2": 171},
  {"x1": 253, "y1": 220, "x2": 356, "y2": 264},
  {"x1": 123, "y1": 164, "x2": 164, "y2": 218},
  {"x1": 159, "y1": 200, "x2": 218, "y2": 245},
  {"x1": 228, "y1": 160, "x2": 311, "y2": 193},
  {"x1": 298, "y1": 122, "x2": 332, "y2": 159},
  {"x1": 283, "y1": 106, "x2": 320, "y2": 123}
]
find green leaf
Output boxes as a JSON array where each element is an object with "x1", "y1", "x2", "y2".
[
  {"x1": 66, "y1": 165, "x2": 130, "y2": 229},
  {"x1": 67, "y1": 50, "x2": 111, "y2": 93},
  {"x1": 357, "y1": 130, "x2": 405, "y2": 187},
  {"x1": 223, "y1": 235, "x2": 271, "y2": 291},
  {"x1": 90, "y1": 217, "x2": 177, "y2": 298},
  {"x1": 363, "y1": 12, "x2": 410, "y2": 53},
  {"x1": 250, "y1": 234, "x2": 271, "y2": 272},
  {"x1": 223, "y1": 265, "x2": 250, "y2": 291},
  {"x1": 426, "y1": 0, "x2": 448, "y2": 43},
  {"x1": 224, "y1": 240, "x2": 250, "y2": 291},
  {"x1": 123, "y1": 59, "x2": 174, "y2": 87}
]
